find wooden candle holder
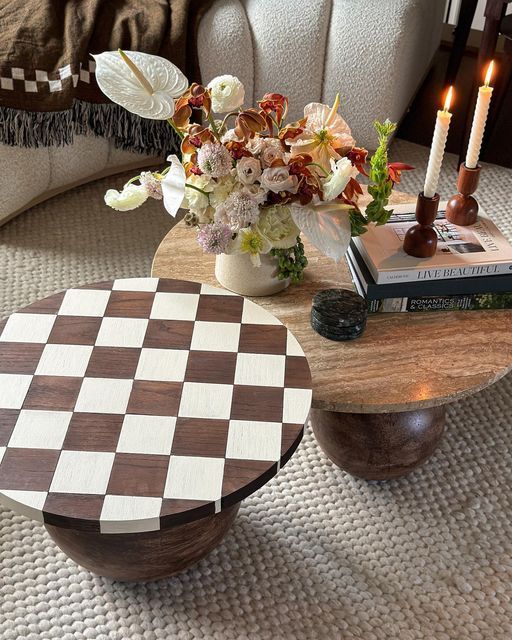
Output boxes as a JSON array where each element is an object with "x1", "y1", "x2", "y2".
[
  {"x1": 403, "y1": 192, "x2": 440, "y2": 258},
  {"x1": 445, "y1": 163, "x2": 481, "y2": 226}
]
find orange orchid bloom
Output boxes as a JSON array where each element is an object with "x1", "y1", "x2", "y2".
[
  {"x1": 346, "y1": 147, "x2": 369, "y2": 176},
  {"x1": 278, "y1": 117, "x2": 307, "y2": 143},
  {"x1": 387, "y1": 162, "x2": 414, "y2": 185},
  {"x1": 180, "y1": 125, "x2": 215, "y2": 159},
  {"x1": 258, "y1": 93, "x2": 289, "y2": 124},
  {"x1": 224, "y1": 140, "x2": 253, "y2": 160},
  {"x1": 173, "y1": 83, "x2": 212, "y2": 129}
]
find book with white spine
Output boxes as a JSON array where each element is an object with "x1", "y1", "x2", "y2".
[{"x1": 353, "y1": 203, "x2": 512, "y2": 284}]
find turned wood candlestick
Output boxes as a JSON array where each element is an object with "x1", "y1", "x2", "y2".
[
  {"x1": 445, "y1": 163, "x2": 481, "y2": 226},
  {"x1": 403, "y1": 192, "x2": 440, "y2": 258}
]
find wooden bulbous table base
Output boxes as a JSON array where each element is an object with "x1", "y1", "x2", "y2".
[
  {"x1": 45, "y1": 503, "x2": 240, "y2": 582},
  {"x1": 152, "y1": 190, "x2": 512, "y2": 481},
  {"x1": 310, "y1": 407, "x2": 445, "y2": 480}
]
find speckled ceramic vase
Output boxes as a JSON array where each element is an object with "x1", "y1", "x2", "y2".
[{"x1": 215, "y1": 252, "x2": 290, "y2": 296}]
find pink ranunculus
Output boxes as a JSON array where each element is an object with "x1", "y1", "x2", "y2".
[
  {"x1": 260, "y1": 166, "x2": 299, "y2": 194},
  {"x1": 236, "y1": 156, "x2": 262, "y2": 185}
]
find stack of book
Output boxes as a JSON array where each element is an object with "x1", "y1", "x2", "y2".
[{"x1": 347, "y1": 203, "x2": 512, "y2": 313}]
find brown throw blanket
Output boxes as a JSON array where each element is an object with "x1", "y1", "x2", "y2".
[{"x1": 0, "y1": 0, "x2": 213, "y2": 153}]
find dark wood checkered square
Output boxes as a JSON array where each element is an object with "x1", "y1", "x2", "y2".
[{"x1": 0, "y1": 278, "x2": 312, "y2": 533}]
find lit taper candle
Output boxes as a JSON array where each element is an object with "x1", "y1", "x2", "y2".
[
  {"x1": 423, "y1": 86, "x2": 453, "y2": 199},
  {"x1": 465, "y1": 61, "x2": 494, "y2": 169}
]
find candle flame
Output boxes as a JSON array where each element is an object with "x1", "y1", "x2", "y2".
[
  {"x1": 484, "y1": 60, "x2": 494, "y2": 87},
  {"x1": 443, "y1": 86, "x2": 453, "y2": 112}
]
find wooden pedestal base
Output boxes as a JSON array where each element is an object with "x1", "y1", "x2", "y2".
[
  {"x1": 310, "y1": 406, "x2": 446, "y2": 480},
  {"x1": 45, "y1": 502, "x2": 240, "y2": 581}
]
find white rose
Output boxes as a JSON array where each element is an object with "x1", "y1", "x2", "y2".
[
  {"x1": 260, "y1": 166, "x2": 299, "y2": 194},
  {"x1": 183, "y1": 174, "x2": 213, "y2": 212},
  {"x1": 104, "y1": 184, "x2": 148, "y2": 211},
  {"x1": 236, "y1": 157, "x2": 262, "y2": 185},
  {"x1": 256, "y1": 205, "x2": 300, "y2": 249},
  {"x1": 242, "y1": 183, "x2": 268, "y2": 204},
  {"x1": 322, "y1": 157, "x2": 357, "y2": 201},
  {"x1": 261, "y1": 143, "x2": 284, "y2": 168},
  {"x1": 248, "y1": 137, "x2": 284, "y2": 167},
  {"x1": 207, "y1": 75, "x2": 245, "y2": 113},
  {"x1": 210, "y1": 175, "x2": 237, "y2": 208}
]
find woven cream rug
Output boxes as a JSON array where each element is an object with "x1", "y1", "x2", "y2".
[{"x1": 1, "y1": 139, "x2": 511, "y2": 640}]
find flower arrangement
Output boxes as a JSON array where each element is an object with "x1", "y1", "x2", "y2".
[{"x1": 96, "y1": 50, "x2": 413, "y2": 285}]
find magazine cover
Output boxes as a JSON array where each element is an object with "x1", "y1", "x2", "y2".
[{"x1": 354, "y1": 204, "x2": 512, "y2": 284}]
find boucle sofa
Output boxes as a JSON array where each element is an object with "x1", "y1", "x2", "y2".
[{"x1": 0, "y1": 0, "x2": 445, "y2": 225}]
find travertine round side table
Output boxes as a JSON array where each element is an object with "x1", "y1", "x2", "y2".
[
  {"x1": 0, "y1": 278, "x2": 312, "y2": 581},
  {"x1": 152, "y1": 191, "x2": 512, "y2": 480}
]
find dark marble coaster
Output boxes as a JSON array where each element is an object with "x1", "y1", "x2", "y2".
[{"x1": 311, "y1": 289, "x2": 367, "y2": 341}]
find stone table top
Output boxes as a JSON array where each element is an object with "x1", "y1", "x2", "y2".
[
  {"x1": 152, "y1": 191, "x2": 512, "y2": 414},
  {"x1": 0, "y1": 278, "x2": 312, "y2": 533}
]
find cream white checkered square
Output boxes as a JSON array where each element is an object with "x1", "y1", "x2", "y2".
[
  {"x1": 59, "y1": 289, "x2": 110, "y2": 317},
  {"x1": 50, "y1": 451, "x2": 115, "y2": 494},
  {"x1": 287, "y1": 332, "x2": 304, "y2": 356},
  {"x1": 150, "y1": 292, "x2": 199, "y2": 321},
  {"x1": 0, "y1": 490, "x2": 47, "y2": 522},
  {"x1": 48, "y1": 79, "x2": 62, "y2": 92},
  {"x1": 35, "y1": 70, "x2": 48, "y2": 82},
  {"x1": 11, "y1": 68, "x2": 24, "y2": 80},
  {"x1": 113, "y1": 278, "x2": 159, "y2": 292},
  {"x1": 0, "y1": 374, "x2": 33, "y2": 409},
  {"x1": 190, "y1": 321, "x2": 240, "y2": 352},
  {"x1": 9, "y1": 410, "x2": 72, "y2": 449},
  {"x1": 35, "y1": 344, "x2": 93, "y2": 377},
  {"x1": 75, "y1": 378, "x2": 133, "y2": 414},
  {"x1": 59, "y1": 64, "x2": 72, "y2": 79},
  {"x1": 234, "y1": 353, "x2": 285, "y2": 387},
  {"x1": 95, "y1": 317, "x2": 148, "y2": 348},
  {"x1": 100, "y1": 495, "x2": 162, "y2": 534},
  {"x1": 117, "y1": 415, "x2": 176, "y2": 455},
  {"x1": 200, "y1": 284, "x2": 237, "y2": 296},
  {"x1": 164, "y1": 456, "x2": 225, "y2": 501},
  {"x1": 0, "y1": 313, "x2": 56, "y2": 343},
  {"x1": 242, "y1": 300, "x2": 282, "y2": 325},
  {"x1": 1, "y1": 78, "x2": 14, "y2": 90},
  {"x1": 226, "y1": 420, "x2": 282, "y2": 461},
  {"x1": 24, "y1": 80, "x2": 37, "y2": 92},
  {"x1": 283, "y1": 388, "x2": 313, "y2": 423},
  {"x1": 179, "y1": 382, "x2": 233, "y2": 420},
  {"x1": 135, "y1": 348, "x2": 188, "y2": 382}
]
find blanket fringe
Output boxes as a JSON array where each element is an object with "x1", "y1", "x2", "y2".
[{"x1": 0, "y1": 101, "x2": 180, "y2": 156}]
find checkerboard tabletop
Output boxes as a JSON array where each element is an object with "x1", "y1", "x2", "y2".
[{"x1": 0, "y1": 278, "x2": 312, "y2": 534}]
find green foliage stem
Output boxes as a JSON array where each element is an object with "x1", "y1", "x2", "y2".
[{"x1": 364, "y1": 119, "x2": 396, "y2": 226}]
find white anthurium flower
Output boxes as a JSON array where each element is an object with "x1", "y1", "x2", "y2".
[
  {"x1": 322, "y1": 157, "x2": 358, "y2": 201},
  {"x1": 207, "y1": 75, "x2": 245, "y2": 113},
  {"x1": 291, "y1": 202, "x2": 352, "y2": 262},
  {"x1": 104, "y1": 184, "x2": 149, "y2": 211},
  {"x1": 93, "y1": 50, "x2": 189, "y2": 120},
  {"x1": 161, "y1": 155, "x2": 187, "y2": 217}
]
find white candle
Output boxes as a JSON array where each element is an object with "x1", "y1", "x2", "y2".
[
  {"x1": 423, "y1": 87, "x2": 453, "y2": 199},
  {"x1": 465, "y1": 61, "x2": 494, "y2": 169}
]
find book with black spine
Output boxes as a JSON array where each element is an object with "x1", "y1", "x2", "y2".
[
  {"x1": 346, "y1": 251, "x2": 512, "y2": 314},
  {"x1": 347, "y1": 242, "x2": 512, "y2": 299},
  {"x1": 353, "y1": 203, "x2": 512, "y2": 284}
]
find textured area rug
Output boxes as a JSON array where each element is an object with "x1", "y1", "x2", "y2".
[{"x1": 0, "y1": 140, "x2": 511, "y2": 640}]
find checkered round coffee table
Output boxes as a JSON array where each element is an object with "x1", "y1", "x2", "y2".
[{"x1": 0, "y1": 277, "x2": 312, "y2": 581}]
